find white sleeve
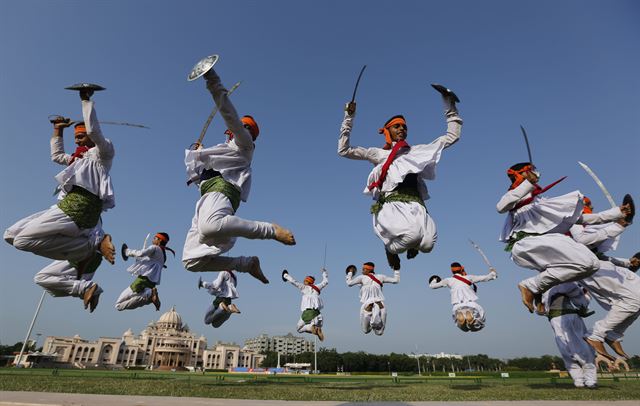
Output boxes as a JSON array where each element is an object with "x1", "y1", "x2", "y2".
[
  {"x1": 438, "y1": 114, "x2": 463, "y2": 150},
  {"x1": 569, "y1": 223, "x2": 625, "y2": 248},
  {"x1": 82, "y1": 100, "x2": 115, "y2": 160},
  {"x1": 381, "y1": 270, "x2": 400, "y2": 284},
  {"x1": 317, "y1": 270, "x2": 329, "y2": 290},
  {"x1": 284, "y1": 273, "x2": 304, "y2": 290},
  {"x1": 496, "y1": 180, "x2": 536, "y2": 213},
  {"x1": 50, "y1": 135, "x2": 72, "y2": 165},
  {"x1": 125, "y1": 245, "x2": 158, "y2": 259},
  {"x1": 578, "y1": 207, "x2": 623, "y2": 225},
  {"x1": 346, "y1": 273, "x2": 362, "y2": 286},
  {"x1": 429, "y1": 279, "x2": 448, "y2": 289},
  {"x1": 337, "y1": 112, "x2": 385, "y2": 164},
  {"x1": 204, "y1": 69, "x2": 254, "y2": 150},
  {"x1": 469, "y1": 272, "x2": 497, "y2": 283}
]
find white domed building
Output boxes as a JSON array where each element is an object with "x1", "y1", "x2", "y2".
[{"x1": 41, "y1": 307, "x2": 264, "y2": 370}]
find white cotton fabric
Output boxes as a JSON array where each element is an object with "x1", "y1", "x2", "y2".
[
  {"x1": 429, "y1": 271, "x2": 496, "y2": 305},
  {"x1": 346, "y1": 270, "x2": 400, "y2": 305},
  {"x1": 285, "y1": 270, "x2": 328, "y2": 311},
  {"x1": 115, "y1": 286, "x2": 152, "y2": 311},
  {"x1": 124, "y1": 245, "x2": 165, "y2": 285},
  {"x1": 373, "y1": 201, "x2": 437, "y2": 254},
  {"x1": 203, "y1": 271, "x2": 239, "y2": 299},
  {"x1": 34, "y1": 260, "x2": 98, "y2": 298},
  {"x1": 54, "y1": 100, "x2": 115, "y2": 210},
  {"x1": 204, "y1": 305, "x2": 232, "y2": 328}
]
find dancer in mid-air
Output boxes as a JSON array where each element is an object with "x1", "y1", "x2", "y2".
[
  {"x1": 282, "y1": 268, "x2": 328, "y2": 340},
  {"x1": 198, "y1": 270, "x2": 240, "y2": 328}
]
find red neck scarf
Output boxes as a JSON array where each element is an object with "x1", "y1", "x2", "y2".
[
  {"x1": 310, "y1": 284, "x2": 321, "y2": 294},
  {"x1": 513, "y1": 176, "x2": 567, "y2": 210},
  {"x1": 368, "y1": 140, "x2": 410, "y2": 191},
  {"x1": 69, "y1": 146, "x2": 90, "y2": 165},
  {"x1": 366, "y1": 273, "x2": 383, "y2": 287}
]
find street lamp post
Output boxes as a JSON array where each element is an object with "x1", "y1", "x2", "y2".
[{"x1": 15, "y1": 291, "x2": 46, "y2": 368}]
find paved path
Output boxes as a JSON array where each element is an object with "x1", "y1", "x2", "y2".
[{"x1": 1, "y1": 392, "x2": 639, "y2": 406}]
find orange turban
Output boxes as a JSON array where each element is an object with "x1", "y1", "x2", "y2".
[
  {"x1": 304, "y1": 276, "x2": 315, "y2": 285},
  {"x1": 241, "y1": 115, "x2": 259, "y2": 138},
  {"x1": 507, "y1": 164, "x2": 534, "y2": 190},
  {"x1": 362, "y1": 263, "x2": 375, "y2": 272},
  {"x1": 74, "y1": 124, "x2": 87, "y2": 136},
  {"x1": 583, "y1": 197, "x2": 593, "y2": 214},
  {"x1": 379, "y1": 116, "x2": 407, "y2": 150},
  {"x1": 451, "y1": 265, "x2": 465, "y2": 274}
]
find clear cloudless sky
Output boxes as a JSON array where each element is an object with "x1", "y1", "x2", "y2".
[{"x1": 1, "y1": 0, "x2": 638, "y2": 359}]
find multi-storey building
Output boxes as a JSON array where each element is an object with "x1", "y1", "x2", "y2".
[{"x1": 244, "y1": 333, "x2": 314, "y2": 355}]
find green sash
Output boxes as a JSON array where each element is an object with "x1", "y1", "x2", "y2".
[
  {"x1": 547, "y1": 308, "x2": 579, "y2": 320},
  {"x1": 301, "y1": 308, "x2": 321, "y2": 324},
  {"x1": 57, "y1": 186, "x2": 102, "y2": 229},
  {"x1": 200, "y1": 176, "x2": 241, "y2": 213},
  {"x1": 69, "y1": 253, "x2": 103, "y2": 277},
  {"x1": 504, "y1": 231, "x2": 542, "y2": 252},
  {"x1": 370, "y1": 185, "x2": 425, "y2": 215},
  {"x1": 130, "y1": 276, "x2": 156, "y2": 293}
]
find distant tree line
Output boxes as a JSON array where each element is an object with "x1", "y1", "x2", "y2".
[{"x1": 260, "y1": 348, "x2": 640, "y2": 373}]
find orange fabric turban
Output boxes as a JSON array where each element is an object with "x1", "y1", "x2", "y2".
[{"x1": 379, "y1": 117, "x2": 407, "y2": 150}]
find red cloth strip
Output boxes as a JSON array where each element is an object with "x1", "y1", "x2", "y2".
[
  {"x1": 368, "y1": 140, "x2": 410, "y2": 191},
  {"x1": 366, "y1": 273, "x2": 383, "y2": 287},
  {"x1": 513, "y1": 176, "x2": 567, "y2": 210}
]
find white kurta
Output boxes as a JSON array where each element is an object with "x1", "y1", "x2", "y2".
[
  {"x1": 5, "y1": 100, "x2": 114, "y2": 263},
  {"x1": 285, "y1": 270, "x2": 328, "y2": 332},
  {"x1": 124, "y1": 245, "x2": 166, "y2": 285},
  {"x1": 542, "y1": 283, "x2": 596, "y2": 388},
  {"x1": 346, "y1": 270, "x2": 399, "y2": 335},
  {"x1": 204, "y1": 271, "x2": 239, "y2": 300},
  {"x1": 429, "y1": 270, "x2": 496, "y2": 331},
  {"x1": 338, "y1": 110, "x2": 462, "y2": 254},
  {"x1": 497, "y1": 180, "x2": 621, "y2": 295},
  {"x1": 182, "y1": 69, "x2": 275, "y2": 270}
]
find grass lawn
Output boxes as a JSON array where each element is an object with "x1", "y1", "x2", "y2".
[{"x1": 1, "y1": 369, "x2": 639, "y2": 401}]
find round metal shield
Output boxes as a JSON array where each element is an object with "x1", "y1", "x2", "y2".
[
  {"x1": 188, "y1": 54, "x2": 219, "y2": 81},
  {"x1": 65, "y1": 83, "x2": 106, "y2": 91}
]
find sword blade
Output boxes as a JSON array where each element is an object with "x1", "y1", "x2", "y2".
[
  {"x1": 197, "y1": 80, "x2": 242, "y2": 145},
  {"x1": 322, "y1": 243, "x2": 328, "y2": 269},
  {"x1": 468, "y1": 239, "x2": 494, "y2": 268},
  {"x1": 578, "y1": 161, "x2": 617, "y2": 208},
  {"x1": 519, "y1": 125, "x2": 533, "y2": 164},
  {"x1": 100, "y1": 121, "x2": 150, "y2": 129},
  {"x1": 350, "y1": 65, "x2": 367, "y2": 103},
  {"x1": 142, "y1": 233, "x2": 151, "y2": 250}
]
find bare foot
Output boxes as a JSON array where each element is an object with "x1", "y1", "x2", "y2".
[
  {"x1": 315, "y1": 326, "x2": 325, "y2": 341},
  {"x1": 535, "y1": 301, "x2": 546, "y2": 315},
  {"x1": 150, "y1": 287, "x2": 161, "y2": 311},
  {"x1": 464, "y1": 310, "x2": 474, "y2": 324},
  {"x1": 517, "y1": 284, "x2": 535, "y2": 313},
  {"x1": 585, "y1": 338, "x2": 616, "y2": 362},
  {"x1": 606, "y1": 338, "x2": 629, "y2": 359},
  {"x1": 386, "y1": 250, "x2": 400, "y2": 270},
  {"x1": 273, "y1": 224, "x2": 296, "y2": 245},
  {"x1": 229, "y1": 304, "x2": 241, "y2": 314},
  {"x1": 220, "y1": 301, "x2": 231, "y2": 312},
  {"x1": 83, "y1": 284, "x2": 98, "y2": 309},
  {"x1": 455, "y1": 311, "x2": 465, "y2": 327},
  {"x1": 89, "y1": 290, "x2": 101, "y2": 313},
  {"x1": 99, "y1": 234, "x2": 115, "y2": 264},
  {"x1": 247, "y1": 257, "x2": 269, "y2": 284}
]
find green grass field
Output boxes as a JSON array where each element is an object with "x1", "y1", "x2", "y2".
[{"x1": 1, "y1": 369, "x2": 640, "y2": 401}]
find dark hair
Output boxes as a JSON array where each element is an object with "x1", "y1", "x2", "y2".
[
  {"x1": 384, "y1": 115, "x2": 406, "y2": 127},
  {"x1": 364, "y1": 261, "x2": 375, "y2": 268},
  {"x1": 157, "y1": 232, "x2": 170, "y2": 246},
  {"x1": 450, "y1": 262, "x2": 462, "y2": 268},
  {"x1": 507, "y1": 162, "x2": 532, "y2": 182}
]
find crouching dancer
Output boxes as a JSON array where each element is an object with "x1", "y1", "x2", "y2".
[{"x1": 198, "y1": 270, "x2": 240, "y2": 328}]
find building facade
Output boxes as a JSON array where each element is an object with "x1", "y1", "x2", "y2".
[
  {"x1": 41, "y1": 307, "x2": 262, "y2": 370},
  {"x1": 244, "y1": 333, "x2": 314, "y2": 355}
]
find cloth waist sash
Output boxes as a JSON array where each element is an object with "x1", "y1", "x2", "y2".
[
  {"x1": 547, "y1": 308, "x2": 579, "y2": 320},
  {"x1": 370, "y1": 184, "x2": 424, "y2": 215},
  {"x1": 504, "y1": 231, "x2": 542, "y2": 252},
  {"x1": 130, "y1": 276, "x2": 156, "y2": 293},
  {"x1": 69, "y1": 252, "x2": 103, "y2": 278},
  {"x1": 200, "y1": 175, "x2": 241, "y2": 213},
  {"x1": 57, "y1": 186, "x2": 103, "y2": 229},
  {"x1": 301, "y1": 308, "x2": 321, "y2": 324},
  {"x1": 213, "y1": 296, "x2": 232, "y2": 309}
]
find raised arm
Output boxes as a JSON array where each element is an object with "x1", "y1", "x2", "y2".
[
  {"x1": 337, "y1": 110, "x2": 385, "y2": 164},
  {"x1": 204, "y1": 69, "x2": 254, "y2": 150},
  {"x1": 496, "y1": 180, "x2": 536, "y2": 213},
  {"x1": 81, "y1": 99, "x2": 114, "y2": 160},
  {"x1": 283, "y1": 272, "x2": 304, "y2": 290},
  {"x1": 429, "y1": 278, "x2": 448, "y2": 289},
  {"x1": 435, "y1": 114, "x2": 463, "y2": 150},
  {"x1": 125, "y1": 245, "x2": 160, "y2": 259},
  {"x1": 50, "y1": 119, "x2": 73, "y2": 165},
  {"x1": 469, "y1": 268, "x2": 498, "y2": 283},
  {"x1": 380, "y1": 270, "x2": 400, "y2": 284},
  {"x1": 346, "y1": 272, "x2": 363, "y2": 287},
  {"x1": 317, "y1": 269, "x2": 329, "y2": 290}
]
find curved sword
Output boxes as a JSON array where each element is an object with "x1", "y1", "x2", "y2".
[
  {"x1": 578, "y1": 161, "x2": 616, "y2": 208},
  {"x1": 468, "y1": 239, "x2": 494, "y2": 269},
  {"x1": 196, "y1": 80, "x2": 242, "y2": 146},
  {"x1": 351, "y1": 65, "x2": 367, "y2": 103},
  {"x1": 142, "y1": 233, "x2": 151, "y2": 250},
  {"x1": 519, "y1": 125, "x2": 533, "y2": 164}
]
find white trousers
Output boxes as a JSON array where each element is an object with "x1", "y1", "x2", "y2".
[
  {"x1": 33, "y1": 260, "x2": 98, "y2": 299},
  {"x1": 452, "y1": 301, "x2": 486, "y2": 332},
  {"x1": 5, "y1": 206, "x2": 101, "y2": 263},
  {"x1": 204, "y1": 303, "x2": 232, "y2": 328},
  {"x1": 115, "y1": 287, "x2": 152, "y2": 311},
  {"x1": 297, "y1": 313, "x2": 323, "y2": 334},
  {"x1": 549, "y1": 314, "x2": 596, "y2": 388},
  {"x1": 360, "y1": 302, "x2": 387, "y2": 335},
  {"x1": 184, "y1": 255, "x2": 254, "y2": 273},
  {"x1": 373, "y1": 201, "x2": 436, "y2": 254},
  {"x1": 513, "y1": 234, "x2": 600, "y2": 294},
  {"x1": 589, "y1": 302, "x2": 640, "y2": 343}
]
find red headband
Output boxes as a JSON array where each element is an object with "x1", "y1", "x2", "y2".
[
  {"x1": 363, "y1": 264, "x2": 375, "y2": 271},
  {"x1": 304, "y1": 276, "x2": 315, "y2": 284},
  {"x1": 507, "y1": 165, "x2": 534, "y2": 190},
  {"x1": 155, "y1": 233, "x2": 169, "y2": 244},
  {"x1": 74, "y1": 124, "x2": 87, "y2": 136},
  {"x1": 451, "y1": 265, "x2": 465, "y2": 274},
  {"x1": 241, "y1": 116, "x2": 259, "y2": 138}
]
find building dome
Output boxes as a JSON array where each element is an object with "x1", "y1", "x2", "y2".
[{"x1": 157, "y1": 306, "x2": 183, "y2": 330}]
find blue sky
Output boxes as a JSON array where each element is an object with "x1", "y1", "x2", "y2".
[{"x1": 1, "y1": 1, "x2": 638, "y2": 359}]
